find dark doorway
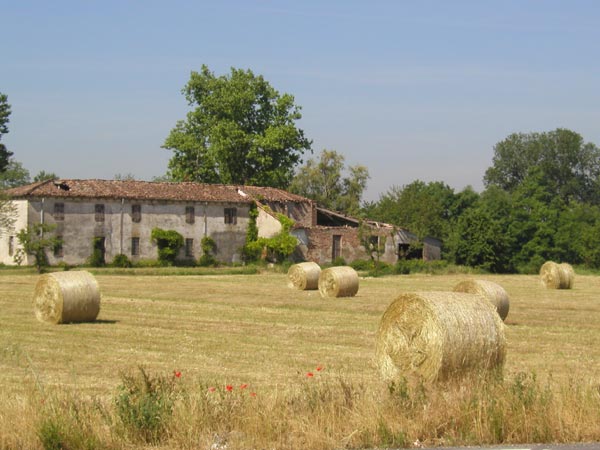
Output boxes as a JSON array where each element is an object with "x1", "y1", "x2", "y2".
[{"x1": 332, "y1": 235, "x2": 342, "y2": 261}]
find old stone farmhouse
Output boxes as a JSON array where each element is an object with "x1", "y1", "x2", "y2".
[{"x1": 0, "y1": 179, "x2": 440, "y2": 266}]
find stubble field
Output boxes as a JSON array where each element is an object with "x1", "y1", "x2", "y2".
[{"x1": 1, "y1": 269, "x2": 600, "y2": 449}]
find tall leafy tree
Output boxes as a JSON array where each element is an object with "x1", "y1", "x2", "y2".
[
  {"x1": 289, "y1": 149, "x2": 369, "y2": 215},
  {"x1": 367, "y1": 180, "x2": 461, "y2": 240},
  {"x1": 484, "y1": 128, "x2": 600, "y2": 204},
  {"x1": 0, "y1": 159, "x2": 30, "y2": 189},
  {"x1": 164, "y1": 65, "x2": 311, "y2": 188},
  {"x1": 446, "y1": 186, "x2": 513, "y2": 272},
  {"x1": 0, "y1": 92, "x2": 13, "y2": 173},
  {"x1": 33, "y1": 171, "x2": 59, "y2": 182}
]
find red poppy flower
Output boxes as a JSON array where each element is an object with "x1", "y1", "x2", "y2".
[
  {"x1": 208, "y1": 387, "x2": 216, "y2": 392},
  {"x1": 174, "y1": 371, "x2": 182, "y2": 378},
  {"x1": 240, "y1": 383, "x2": 248, "y2": 389},
  {"x1": 316, "y1": 366, "x2": 323, "y2": 372},
  {"x1": 226, "y1": 385, "x2": 233, "y2": 391},
  {"x1": 306, "y1": 372, "x2": 314, "y2": 377},
  {"x1": 250, "y1": 392, "x2": 257, "y2": 397}
]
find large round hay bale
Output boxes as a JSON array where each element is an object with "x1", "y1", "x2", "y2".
[
  {"x1": 453, "y1": 279, "x2": 510, "y2": 321},
  {"x1": 376, "y1": 291, "x2": 506, "y2": 383},
  {"x1": 287, "y1": 262, "x2": 321, "y2": 290},
  {"x1": 540, "y1": 261, "x2": 575, "y2": 289},
  {"x1": 33, "y1": 271, "x2": 101, "y2": 324},
  {"x1": 318, "y1": 266, "x2": 359, "y2": 298}
]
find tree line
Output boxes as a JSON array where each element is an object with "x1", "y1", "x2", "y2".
[{"x1": 3, "y1": 66, "x2": 600, "y2": 273}]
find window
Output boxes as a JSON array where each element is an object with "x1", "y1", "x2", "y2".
[
  {"x1": 185, "y1": 238, "x2": 194, "y2": 257},
  {"x1": 185, "y1": 206, "x2": 195, "y2": 224},
  {"x1": 54, "y1": 237, "x2": 64, "y2": 258},
  {"x1": 54, "y1": 203, "x2": 64, "y2": 221},
  {"x1": 131, "y1": 204, "x2": 141, "y2": 223},
  {"x1": 95, "y1": 204, "x2": 105, "y2": 222},
  {"x1": 224, "y1": 207, "x2": 237, "y2": 225},
  {"x1": 131, "y1": 237, "x2": 140, "y2": 256},
  {"x1": 8, "y1": 236, "x2": 14, "y2": 257},
  {"x1": 332, "y1": 235, "x2": 342, "y2": 260}
]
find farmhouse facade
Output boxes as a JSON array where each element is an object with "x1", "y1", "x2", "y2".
[{"x1": 1, "y1": 179, "x2": 440, "y2": 266}]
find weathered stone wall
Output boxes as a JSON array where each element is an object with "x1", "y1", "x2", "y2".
[
  {"x1": 256, "y1": 207, "x2": 282, "y2": 238},
  {"x1": 0, "y1": 200, "x2": 29, "y2": 265},
  {"x1": 262, "y1": 200, "x2": 314, "y2": 228},
  {"x1": 13, "y1": 198, "x2": 249, "y2": 265}
]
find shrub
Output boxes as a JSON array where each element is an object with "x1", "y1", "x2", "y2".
[
  {"x1": 88, "y1": 237, "x2": 105, "y2": 267},
  {"x1": 115, "y1": 367, "x2": 178, "y2": 444},
  {"x1": 198, "y1": 236, "x2": 217, "y2": 267},
  {"x1": 112, "y1": 254, "x2": 132, "y2": 268},
  {"x1": 151, "y1": 228, "x2": 184, "y2": 266},
  {"x1": 350, "y1": 259, "x2": 372, "y2": 271},
  {"x1": 331, "y1": 256, "x2": 347, "y2": 267}
]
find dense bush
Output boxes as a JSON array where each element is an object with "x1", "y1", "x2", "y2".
[
  {"x1": 112, "y1": 254, "x2": 132, "y2": 268},
  {"x1": 151, "y1": 228, "x2": 184, "y2": 266},
  {"x1": 89, "y1": 237, "x2": 106, "y2": 267},
  {"x1": 198, "y1": 236, "x2": 218, "y2": 267}
]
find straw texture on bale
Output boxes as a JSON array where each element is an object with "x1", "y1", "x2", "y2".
[
  {"x1": 453, "y1": 279, "x2": 510, "y2": 321},
  {"x1": 540, "y1": 261, "x2": 575, "y2": 289},
  {"x1": 33, "y1": 271, "x2": 101, "y2": 324},
  {"x1": 318, "y1": 266, "x2": 359, "y2": 298},
  {"x1": 376, "y1": 291, "x2": 506, "y2": 383},
  {"x1": 287, "y1": 262, "x2": 321, "y2": 290}
]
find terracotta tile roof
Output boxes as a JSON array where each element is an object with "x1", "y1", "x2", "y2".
[{"x1": 5, "y1": 179, "x2": 313, "y2": 204}]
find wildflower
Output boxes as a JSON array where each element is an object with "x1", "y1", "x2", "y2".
[
  {"x1": 316, "y1": 366, "x2": 323, "y2": 372},
  {"x1": 250, "y1": 392, "x2": 257, "y2": 397},
  {"x1": 226, "y1": 385, "x2": 233, "y2": 392},
  {"x1": 240, "y1": 383, "x2": 248, "y2": 389},
  {"x1": 306, "y1": 372, "x2": 314, "y2": 377},
  {"x1": 174, "y1": 370, "x2": 182, "y2": 378},
  {"x1": 208, "y1": 387, "x2": 216, "y2": 392}
]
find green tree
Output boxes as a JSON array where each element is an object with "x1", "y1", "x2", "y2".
[
  {"x1": 507, "y1": 168, "x2": 564, "y2": 272},
  {"x1": 484, "y1": 129, "x2": 600, "y2": 204},
  {"x1": 114, "y1": 173, "x2": 136, "y2": 181},
  {"x1": 446, "y1": 186, "x2": 513, "y2": 272},
  {"x1": 367, "y1": 181, "x2": 458, "y2": 241},
  {"x1": 0, "y1": 158, "x2": 30, "y2": 189},
  {"x1": 289, "y1": 149, "x2": 369, "y2": 215},
  {"x1": 164, "y1": 65, "x2": 311, "y2": 188},
  {"x1": 33, "y1": 171, "x2": 59, "y2": 182},
  {"x1": 16, "y1": 223, "x2": 61, "y2": 272},
  {"x1": 555, "y1": 202, "x2": 600, "y2": 268},
  {"x1": 0, "y1": 92, "x2": 13, "y2": 173}
]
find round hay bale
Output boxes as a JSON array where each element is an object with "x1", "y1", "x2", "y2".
[
  {"x1": 540, "y1": 261, "x2": 575, "y2": 289},
  {"x1": 376, "y1": 291, "x2": 506, "y2": 383},
  {"x1": 287, "y1": 262, "x2": 321, "y2": 290},
  {"x1": 453, "y1": 279, "x2": 510, "y2": 321},
  {"x1": 318, "y1": 266, "x2": 359, "y2": 298},
  {"x1": 33, "y1": 271, "x2": 101, "y2": 324},
  {"x1": 558, "y1": 263, "x2": 575, "y2": 289}
]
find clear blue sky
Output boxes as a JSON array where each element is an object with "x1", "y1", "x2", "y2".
[{"x1": 3, "y1": 0, "x2": 600, "y2": 201}]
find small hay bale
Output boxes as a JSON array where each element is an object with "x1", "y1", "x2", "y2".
[
  {"x1": 453, "y1": 279, "x2": 510, "y2": 321},
  {"x1": 318, "y1": 266, "x2": 359, "y2": 298},
  {"x1": 33, "y1": 271, "x2": 101, "y2": 324},
  {"x1": 540, "y1": 261, "x2": 575, "y2": 289},
  {"x1": 287, "y1": 262, "x2": 321, "y2": 290},
  {"x1": 376, "y1": 291, "x2": 506, "y2": 383}
]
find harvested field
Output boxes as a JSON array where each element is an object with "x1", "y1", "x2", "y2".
[
  {"x1": 2, "y1": 270, "x2": 600, "y2": 448},
  {"x1": 2, "y1": 272, "x2": 600, "y2": 395}
]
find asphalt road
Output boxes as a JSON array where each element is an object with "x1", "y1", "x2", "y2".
[{"x1": 420, "y1": 444, "x2": 600, "y2": 450}]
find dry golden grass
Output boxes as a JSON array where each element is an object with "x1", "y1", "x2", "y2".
[{"x1": 2, "y1": 270, "x2": 600, "y2": 448}]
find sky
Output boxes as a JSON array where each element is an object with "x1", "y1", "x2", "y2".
[{"x1": 2, "y1": 0, "x2": 600, "y2": 201}]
